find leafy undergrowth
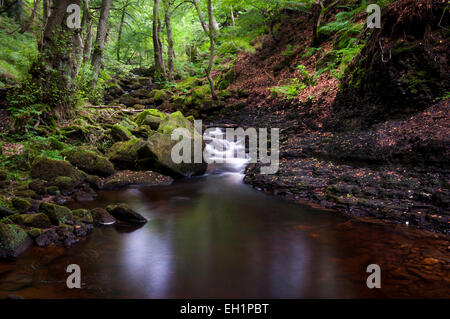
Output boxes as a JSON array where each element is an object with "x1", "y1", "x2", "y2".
[{"x1": 0, "y1": 16, "x2": 38, "y2": 87}]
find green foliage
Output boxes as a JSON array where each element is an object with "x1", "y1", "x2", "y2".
[
  {"x1": 0, "y1": 16, "x2": 38, "y2": 84},
  {"x1": 75, "y1": 65, "x2": 111, "y2": 105}
]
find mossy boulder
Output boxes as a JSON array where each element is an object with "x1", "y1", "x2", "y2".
[
  {"x1": 62, "y1": 147, "x2": 115, "y2": 177},
  {"x1": 134, "y1": 109, "x2": 168, "y2": 130},
  {"x1": 119, "y1": 94, "x2": 140, "y2": 107},
  {"x1": 157, "y1": 111, "x2": 194, "y2": 135},
  {"x1": 11, "y1": 213, "x2": 52, "y2": 229},
  {"x1": 108, "y1": 138, "x2": 146, "y2": 170},
  {"x1": 28, "y1": 180, "x2": 47, "y2": 195},
  {"x1": 53, "y1": 176, "x2": 77, "y2": 194},
  {"x1": 72, "y1": 209, "x2": 93, "y2": 224},
  {"x1": 39, "y1": 202, "x2": 73, "y2": 226},
  {"x1": 31, "y1": 156, "x2": 84, "y2": 182},
  {"x1": 90, "y1": 208, "x2": 116, "y2": 226},
  {"x1": 130, "y1": 88, "x2": 151, "y2": 99},
  {"x1": 0, "y1": 222, "x2": 33, "y2": 259},
  {"x1": 111, "y1": 124, "x2": 135, "y2": 142},
  {"x1": 140, "y1": 132, "x2": 207, "y2": 177},
  {"x1": 106, "y1": 203, "x2": 147, "y2": 224},
  {"x1": 103, "y1": 170, "x2": 173, "y2": 190},
  {"x1": 11, "y1": 198, "x2": 32, "y2": 213},
  {"x1": 152, "y1": 89, "x2": 169, "y2": 105}
]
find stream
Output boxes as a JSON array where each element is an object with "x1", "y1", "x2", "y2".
[{"x1": 0, "y1": 129, "x2": 448, "y2": 298}]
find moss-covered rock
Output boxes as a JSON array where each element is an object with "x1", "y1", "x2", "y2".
[
  {"x1": 119, "y1": 93, "x2": 140, "y2": 107},
  {"x1": 14, "y1": 189, "x2": 38, "y2": 199},
  {"x1": 27, "y1": 228, "x2": 43, "y2": 238},
  {"x1": 108, "y1": 138, "x2": 146, "y2": 170},
  {"x1": 90, "y1": 208, "x2": 116, "y2": 226},
  {"x1": 157, "y1": 111, "x2": 193, "y2": 135},
  {"x1": 134, "y1": 109, "x2": 168, "y2": 129},
  {"x1": 140, "y1": 132, "x2": 207, "y2": 177},
  {"x1": 28, "y1": 180, "x2": 47, "y2": 195},
  {"x1": 111, "y1": 124, "x2": 135, "y2": 142},
  {"x1": 0, "y1": 222, "x2": 33, "y2": 259},
  {"x1": 31, "y1": 156, "x2": 84, "y2": 182},
  {"x1": 72, "y1": 209, "x2": 93, "y2": 224},
  {"x1": 11, "y1": 213, "x2": 52, "y2": 228},
  {"x1": 152, "y1": 89, "x2": 169, "y2": 105},
  {"x1": 215, "y1": 67, "x2": 235, "y2": 90},
  {"x1": 63, "y1": 147, "x2": 115, "y2": 177},
  {"x1": 103, "y1": 170, "x2": 173, "y2": 190},
  {"x1": 11, "y1": 198, "x2": 31, "y2": 213},
  {"x1": 106, "y1": 203, "x2": 147, "y2": 224},
  {"x1": 53, "y1": 176, "x2": 76, "y2": 194},
  {"x1": 39, "y1": 202, "x2": 73, "y2": 226}
]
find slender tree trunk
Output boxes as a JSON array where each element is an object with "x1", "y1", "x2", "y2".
[
  {"x1": 163, "y1": 0, "x2": 174, "y2": 81},
  {"x1": 192, "y1": 0, "x2": 209, "y2": 33},
  {"x1": 206, "y1": 0, "x2": 217, "y2": 100},
  {"x1": 153, "y1": 0, "x2": 166, "y2": 80},
  {"x1": 20, "y1": 0, "x2": 40, "y2": 33},
  {"x1": 91, "y1": 0, "x2": 112, "y2": 87},
  {"x1": 116, "y1": 2, "x2": 128, "y2": 62},
  {"x1": 231, "y1": 4, "x2": 235, "y2": 27}
]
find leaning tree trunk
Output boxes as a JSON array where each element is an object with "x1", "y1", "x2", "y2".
[
  {"x1": 163, "y1": 0, "x2": 174, "y2": 81},
  {"x1": 206, "y1": 0, "x2": 217, "y2": 100},
  {"x1": 91, "y1": 0, "x2": 112, "y2": 87},
  {"x1": 32, "y1": 0, "x2": 81, "y2": 113},
  {"x1": 153, "y1": 0, "x2": 166, "y2": 80},
  {"x1": 192, "y1": 0, "x2": 209, "y2": 33}
]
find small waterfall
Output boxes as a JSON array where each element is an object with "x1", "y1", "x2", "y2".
[{"x1": 204, "y1": 128, "x2": 250, "y2": 175}]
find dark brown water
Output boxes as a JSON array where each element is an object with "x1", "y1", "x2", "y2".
[
  {"x1": 0, "y1": 171, "x2": 449, "y2": 298},
  {"x1": 0, "y1": 131, "x2": 449, "y2": 298}
]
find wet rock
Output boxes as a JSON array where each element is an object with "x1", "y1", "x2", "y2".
[
  {"x1": 106, "y1": 203, "x2": 147, "y2": 224},
  {"x1": 0, "y1": 222, "x2": 33, "y2": 259},
  {"x1": 39, "y1": 202, "x2": 74, "y2": 226},
  {"x1": 103, "y1": 170, "x2": 173, "y2": 190},
  {"x1": 11, "y1": 213, "x2": 52, "y2": 229},
  {"x1": 90, "y1": 208, "x2": 116, "y2": 226},
  {"x1": 73, "y1": 191, "x2": 94, "y2": 202},
  {"x1": 141, "y1": 132, "x2": 207, "y2": 177},
  {"x1": 55, "y1": 225, "x2": 78, "y2": 247},
  {"x1": 85, "y1": 174, "x2": 103, "y2": 190},
  {"x1": 72, "y1": 209, "x2": 93, "y2": 224},
  {"x1": 73, "y1": 221, "x2": 93, "y2": 237},
  {"x1": 34, "y1": 228, "x2": 58, "y2": 247},
  {"x1": 62, "y1": 147, "x2": 115, "y2": 177}
]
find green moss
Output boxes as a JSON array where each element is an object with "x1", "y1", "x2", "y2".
[
  {"x1": 62, "y1": 146, "x2": 115, "y2": 177},
  {"x1": 39, "y1": 202, "x2": 73, "y2": 225},
  {"x1": 0, "y1": 222, "x2": 28, "y2": 252},
  {"x1": 11, "y1": 198, "x2": 31, "y2": 213},
  {"x1": 72, "y1": 209, "x2": 93, "y2": 224},
  {"x1": 30, "y1": 156, "x2": 84, "y2": 182},
  {"x1": 134, "y1": 109, "x2": 167, "y2": 126},
  {"x1": 111, "y1": 124, "x2": 134, "y2": 142}
]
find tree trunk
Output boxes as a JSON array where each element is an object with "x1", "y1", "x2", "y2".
[
  {"x1": 42, "y1": 0, "x2": 51, "y2": 21},
  {"x1": 206, "y1": 0, "x2": 217, "y2": 100},
  {"x1": 163, "y1": 0, "x2": 174, "y2": 81},
  {"x1": 33, "y1": 0, "x2": 81, "y2": 112},
  {"x1": 192, "y1": 0, "x2": 209, "y2": 33},
  {"x1": 231, "y1": 4, "x2": 235, "y2": 27},
  {"x1": 20, "y1": 0, "x2": 40, "y2": 33},
  {"x1": 153, "y1": 0, "x2": 166, "y2": 80},
  {"x1": 91, "y1": 0, "x2": 112, "y2": 87},
  {"x1": 116, "y1": 2, "x2": 128, "y2": 62}
]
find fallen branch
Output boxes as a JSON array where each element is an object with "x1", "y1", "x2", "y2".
[{"x1": 86, "y1": 105, "x2": 142, "y2": 114}]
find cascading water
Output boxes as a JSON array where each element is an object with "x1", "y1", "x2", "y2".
[{"x1": 203, "y1": 127, "x2": 250, "y2": 175}]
